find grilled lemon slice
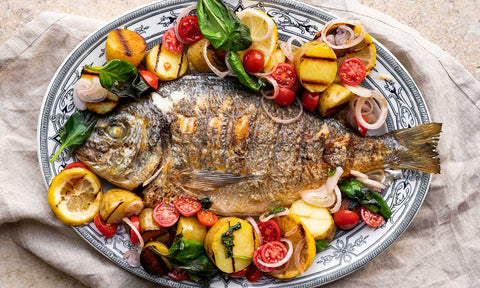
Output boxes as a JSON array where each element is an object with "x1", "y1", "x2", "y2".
[{"x1": 48, "y1": 167, "x2": 102, "y2": 226}]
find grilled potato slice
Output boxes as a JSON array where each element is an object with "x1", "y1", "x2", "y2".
[
  {"x1": 294, "y1": 40, "x2": 337, "y2": 93},
  {"x1": 187, "y1": 38, "x2": 227, "y2": 73},
  {"x1": 99, "y1": 189, "x2": 144, "y2": 224},
  {"x1": 105, "y1": 29, "x2": 147, "y2": 66},
  {"x1": 176, "y1": 216, "x2": 207, "y2": 243},
  {"x1": 139, "y1": 208, "x2": 169, "y2": 243},
  {"x1": 146, "y1": 44, "x2": 188, "y2": 81},
  {"x1": 318, "y1": 83, "x2": 354, "y2": 117},
  {"x1": 290, "y1": 199, "x2": 336, "y2": 241}
]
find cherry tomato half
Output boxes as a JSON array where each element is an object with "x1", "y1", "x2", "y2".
[
  {"x1": 257, "y1": 219, "x2": 281, "y2": 242},
  {"x1": 339, "y1": 57, "x2": 366, "y2": 86},
  {"x1": 175, "y1": 196, "x2": 202, "y2": 217},
  {"x1": 243, "y1": 50, "x2": 265, "y2": 74},
  {"x1": 271, "y1": 63, "x2": 297, "y2": 89},
  {"x1": 260, "y1": 241, "x2": 288, "y2": 264},
  {"x1": 333, "y1": 210, "x2": 360, "y2": 230},
  {"x1": 139, "y1": 70, "x2": 159, "y2": 89},
  {"x1": 94, "y1": 213, "x2": 118, "y2": 238},
  {"x1": 64, "y1": 162, "x2": 88, "y2": 170},
  {"x1": 301, "y1": 90, "x2": 320, "y2": 112},
  {"x1": 153, "y1": 202, "x2": 179, "y2": 227},
  {"x1": 252, "y1": 246, "x2": 275, "y2": 272},
  {"x1": 197, "y1": 209, "x2": 218, "y2": 227},
  {"x1": 355, "y1": 115, "x2": 369, "y2": 136},
  {"x1": 162, "y1": 28, "x2": 185, "y2": 54},
  {"x1": 167, "y1": 268, "x2": 189, "y2": 281},
  {"x1": 274, "y1": 87, "x2": 296, "y2": 107},
  {"x1": 246, "y1": 265, "x2": 262, "y2": 282},
  {"x1": 361, "y1": 206, "x2": 384, "y2": 227},
  {"x1": 125, "y1": 215, "x2": 140, "y2": 244},
  {"x1": 178, "y1": 16, "x2": 203, "y2": 44},
  {"x1": 229, "y1": 265, "x2": 250, "y2": 278}
]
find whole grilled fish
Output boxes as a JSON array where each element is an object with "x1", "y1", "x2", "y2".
[{"x1": 75, "y1": 74, "x2": 441, "y2": 215}]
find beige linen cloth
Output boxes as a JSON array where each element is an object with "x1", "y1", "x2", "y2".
[{"x1": 1, "y1": 0, "x2": 479, "y2": 287}]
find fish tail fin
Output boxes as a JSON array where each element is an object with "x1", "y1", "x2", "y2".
[{"x1": 391, "y1": 122, "x2": 442, "y2": 174}]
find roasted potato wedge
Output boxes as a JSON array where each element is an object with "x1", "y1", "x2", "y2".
[
  {"x1": 290, "y1": 199, "x2": 336, "y2": 241},
  {"x1": 139, "y1": 208, "x2": 168, "y2": 243},
  {"x1": 99, "y1": 189, "x2": 144, "y2": 224},
  {"x1": 85, "y1": 91, "x2": 119, "y2": 114},
  {"x1": 186, "y1": 38, "x2": 227, "y2": 73},
  {"x1": 294, "y1": 40, "x2": 337, "y2": 93},
  {"x1": 146, "y1": 44, "x2": 188, "y2": 81},
  {"x1": 176, "y1": 216, "x2": 207, "y2": 243},
  {"x1": 140, "y1": 241, "x2": 171, "y2": 275},
  {"x1": 318, "y1": 83, "x2": 354, "y2": 117},
  {"x1": 105, "y1": 29, "x2": 147, "y2": 66},
  {"x1": 204, "y1": 217, "x2": 259, "y2": 274}
]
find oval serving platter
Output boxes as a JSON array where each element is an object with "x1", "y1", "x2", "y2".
[{"x1": 37, "y1": 0, "x2": 432, "y2": 287}]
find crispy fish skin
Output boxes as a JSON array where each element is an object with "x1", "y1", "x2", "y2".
[{"x1": 76, "y1": 75, "x2": 441, "y2": 215}]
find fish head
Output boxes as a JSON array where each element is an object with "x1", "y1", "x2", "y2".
[{"x1": 75, "y1": 97, "x2": 165, "y2": 191}]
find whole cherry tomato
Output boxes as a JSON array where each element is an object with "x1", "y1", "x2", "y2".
[
  {"x1": 333, "y1": 210, "x2": 360, "y2": 230},
  {"x1": 243, "y1": 50, "x2": 265, "y2": 74},
  {"x1": 301, "y1": 90, "x2": 320, "y2": 112},
  {"x1": 274, "y1": 87, "x2": 296, "y2": 107}
]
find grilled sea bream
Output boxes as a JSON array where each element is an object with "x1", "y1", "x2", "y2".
[{"x1": 75, "y1": 74, "x2": 441, "y2": 215}]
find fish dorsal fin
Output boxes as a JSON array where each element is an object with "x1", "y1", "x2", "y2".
[{"x1": 182, "y1": 170, "x2": 256, "y2": 191}]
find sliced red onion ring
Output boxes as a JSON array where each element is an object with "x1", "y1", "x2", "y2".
[
  {"x1": 122, "y1": 217, "x2": 144, "y2": 249},
  {"x1": 123, "y1": 249, "x2": 141, "y2": 267},
  {"x1": 301, "y1": 167, "x2": 343, "y2": 208},
  {"x1": 203, "y1": 40, "x2": 229, "y2": 78},
  {"x1": 328, "y1": 186, "x2": 342, "y2": 213},
  {"x1": 261, "y1": 97, "x2": 303, "y2": 124},
  {"x1": 350, "y1": 169, "x2": 386, "y2": 189},
  {"x1": 73, "y1": 91, "x2": 87, "y2": 110},
  {"x1": 283, "y1": 224, "x2": 299, "y2": 238},
  {"x1": 173, "y1": 4, "x2": 198, "y2": 44},
  {"x1": 236, "y1": 9, "x2": 273, "y2": 42},
  {"x1": 344, "y1": 84, "x2": 372, "y2": 98},
  {"x1": 354, "y1": 90, "x2": 388, "y2": 130},
  {"x1": 260, "y1": 75, "x2": 279, "y2": 99},
  {"x1": 350, "y1": 169, "x2": 368, "y2": 179},
  {"x1": 325, "y1": 167, "x2": 344, "y2": 193},
  {"x1": 259, "y1": 207, "x2": 290, "y2": 222},
  {"x1": 74, "y1": 77, "x2": 108, "y2": 103},
  {"x1": 280, "y1": 36, "x2": 305, "y2": 62},
  {"x1": 269, "y1": 258, "x2": 291, "y2": 275},
  {"x1": 333, "y1": 25, "x2": 355, "y2": 46},
  {"x1": 246, "y1": 216, "x2": 263, "y2": 245},
  {"x1": 257, "y1": 238, "x2": 293, "y2": 268},
  {"x1": 321, "y1": 19, "x2": 366, "y2": 50},
  {"x1": 293, "y1": 238, "x2": 307, "y2": 274}
]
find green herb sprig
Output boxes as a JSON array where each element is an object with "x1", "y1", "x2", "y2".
[
  {"x1": 85, "y1": 59, "x2": 137, "y2": 89},
  {"x1": 221, "y1": 221, "x2": 241, "y2": 258}
]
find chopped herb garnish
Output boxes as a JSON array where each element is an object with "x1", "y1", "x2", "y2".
[
  {"x1": 327, "y1": 167, "x2": 337, "y2": 177},
  {"x1": 198, "y1": 197, "x2": 213, "y2": 209},
  {"x1": 263, "y1": 207, "x2": 286, "y2": 218},
  {"x1": 315, "y1": 240, "x2": 329, "y2": 253},
  {"x1": 221, "y1": 222, "x2": 241, "y2": 258}
]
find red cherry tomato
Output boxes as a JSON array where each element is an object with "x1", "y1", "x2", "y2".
[
  {"x1": 124, "y1": 215, "x2": 140, "y2": 244},
  {"x1": 64, "y1": 162, "x2": 88, "y2": 170},
  {"x1": 153, "y1": 202, "x2": 179, "y2": 227},
  {"x1": 257, "y1": 219, "x2": 281, "y2": 242},
  {"x1": 197, "y1": 210, "x2": 218, "y2": 227},
  {"x1": 174, "y1": 196, "x2": 202, "y2": 217},
  {"x1": 246, "y1": 265, "x2": 262, "y2": 282},
  {"x1": 94, "y1": 213, "x2": 118, "y2": 238},
  {"x1": 252, "y1": 246, "x2": 275, "y2": 272},
  {"x1": 339, "y1": 57, "x2": 366, "y2": 86},
  {"x1": 229, "y1": 265, "x2": 250, "y2": 278},
  {"x1": 361, "y1": 206, "x2": 384, "y2": 227},
  {"x1": 274, "y1": 87, "x2": 296, "y2": 107},
  {"x1": 178, "y1": 16, "x2": 203, "y2": 44},
  {"x1": 333, "y1": 210, "x2": 360, "y2": 230},
  {"x1": 162, "y1": 28, "x2": 185, "y2": 54},
  {"x1": 355, "y1": 115, "x2": 369, "y2": 136},
  {"x1": 167, "y1": 268, "x2": 189, "y2": 281},
  {"x1": 271, "y1": 63, "x2": 297, "y2": 89},
  {"x1": 260, "y1": 241, "x2": 288, "y2": 264},
  {"x1": 139, "y1": 70, "x2": 159, "y2": 89},
  {"x1": 243, "y1": 50, "x2": 265, "y2": 74},
  {"x1": 301, "y1": 90, "x2": 320, "y2": 112}
]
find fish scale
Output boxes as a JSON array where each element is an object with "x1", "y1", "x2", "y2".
[{"x1": 75, "y1": 74, "x2": 441, "y2": 215}]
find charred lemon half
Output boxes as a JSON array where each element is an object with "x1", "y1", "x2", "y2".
[{"x1": 48, "y1": 167, "x2": 102, "y2": 226}]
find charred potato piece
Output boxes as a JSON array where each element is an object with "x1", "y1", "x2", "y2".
[
  {"x1": 176, "y1": 216, "x2": 207, "y2": 243},
  {"x1": 140, "y1": 241, "x2": 171, "y2": 275},
  {"x1": 139, "y1": 208, "x2": 168, "y2": 243},
  {"x1": 290, "y1": 199, "x2": 336, "y2": 241},
  {"x1": 187, "y1": 38, "x2": 227, "y2": 73},
  {"x1": 85, "y1": 91, "x2": 119, "y2": 114},
  {"x1": 318, "y1": 83, "x2": 354, "y2": 117},
  {"x1": 294, "y1": 40, "x2": 337, "y2": 93},
  {"x1": 105, "y1": 29, "x2": 147, "y2": 66},
  {"x1": 146, "y1": 44, "x2": 188, "y2": 81},
  {"x1": 99, "y1": 189, "x2": 144, "y2": 224}
]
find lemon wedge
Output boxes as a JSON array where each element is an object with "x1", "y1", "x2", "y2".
[
  {"x1": 48, "y1": 167, "x2": 103, "y2": 226},
  {"x1": 237, "y1": 9, "x2": 278, "y2": 66}
]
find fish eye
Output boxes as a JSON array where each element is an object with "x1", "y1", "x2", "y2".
[{"x1": 107, "y1": 122, "x2": 127, "y2": 139}]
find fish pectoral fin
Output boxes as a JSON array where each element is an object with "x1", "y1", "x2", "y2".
[{"x1": 183, "y1": 170, "x2": 256, "y2": 191}]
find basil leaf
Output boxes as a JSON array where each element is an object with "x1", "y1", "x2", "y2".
[
  {"x1": 198, "y1": 197, "x2": 213, "y2": 209},
  {"x1": 227, "y1": 52, "x2": 266, "y2": 91},
  {"x1": 365, "y1": 190, "x2": 391, "y2": 219},
  {"x1": 340, "y1": 179, "x2": 391, "y2": 219},
  {"x1": 263, "y1": 206, "x2": 286, "y2": 218},
  {"x1": 197, "y1": 0, "x2": 252, "y2": 51},
  {"x1": 315, "y1": 240, "x2": 329, "y2": 253},
  {"x1": 109, "y1": 72, "x2": 151, "y2": 100},
  {"x1": 49, "y1": 111, "x2": 98, "y2": 163},
  {"x1": 85, "y1": 59, "x2": 137, "y2": 89},
  {"x1": 339, "y1": 179, "x2": 364, "y2": 199},
  {"x1": 221, "y1": 221, "x2": 241, "y2": 258}
]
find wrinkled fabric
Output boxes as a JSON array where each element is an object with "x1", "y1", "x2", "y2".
[{"x1": 0, "y1": 1, "x2": 479, "y2": 287}]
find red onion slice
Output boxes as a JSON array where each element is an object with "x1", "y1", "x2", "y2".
[
  {"x1": 280, "y1": 36, "x2": 305, "y2": 62},
  {"x1": 354, "y1": 90, "x2": 388, "y2": 130},
  {"x1": 203, "y1": 40, "x2": 229, "y2": 78},
  {"x1": 246, "y1": 216, "x2": 263, "y2": 245},
  {"x1": 257, "y1": 238, "x2": 293, "y2": 268},
  {"x1": 123, "y1": 250, "x2": 141, "y2": 267},
  {"x1": 293, "y1": 238, "x2": 307, "y2": 274},
  {"x1": 236, "y1": 9, "x2": 274, "y2": 42},
  {"x1": 122, "y1": 217, "x2": 144, "y2": 249},
  {"x1": 72, "y1": 91, "x2": 87, "y2": 110},
  {"x1": 173, "y1": 4, "x2": 198, "y2": 44},
  {"x1": 74, "y1": 77, "x2": 108, "y2": 103},
  {"x1": 260, "y1": 75, "x2": 279, "y2": 99},
  {"x1": 321, "y1": 19, "x2": 366, "y2": 50},
  {"x1": 350, "y1": 169, "x2": 387, "y2": 189},
  {"x1": 333, "y1": 25, "x2": 355, "y2": 46},
  {"x1": 328, "y1": 186, "x2": 342, "y2": 213},
  {"x1": 261, "y1": 97, "x2": 303, "y2": 124},
  {"x1": 344, "y1": 84, "x2": 372, "y2": 98},
  {"x1": 259, "y1": 207, "x2": 290, "y2": 222}
]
